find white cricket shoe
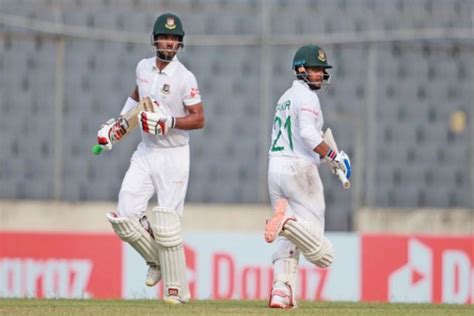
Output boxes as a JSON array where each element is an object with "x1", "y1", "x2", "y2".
[
  {"x1": 268, "y1": 282, "x2": 295, "y2": 309},
  {"x1": 164, "y1": 295, "x2": 186, "y2": 305},
  {"x1": 265, "y1": 198, "x2": 292, "y2": 243},
  {"x1": 164, "y1": 288, "x2": 188, "y2": 305},
  {"x1": 145, "y1": 264, "x2": 161, "y2": 287}
]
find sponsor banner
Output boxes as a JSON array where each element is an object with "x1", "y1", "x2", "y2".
[
  {"x1": 362, "y1": 235, "x2": 474, "y2": 304},
  {"x1": 2, "y1": 231, "x2": 472, "y2": 304},
  {"x1": 0, "y1": 232, "x2": 121, "y2": 299},
  {"x1": 123, "y1": 232, "x2": 359, "y2": 301}
]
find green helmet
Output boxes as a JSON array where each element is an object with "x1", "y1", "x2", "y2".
[
  {"x1": 293, "y1": 44, "x2": 332, "y2": 70},
  {"x1": 293, "y1": 44, "x2": 332, "y2": 89},
  {"x1": 152, "y1": 13, "x2": 185, "y2": 40}
]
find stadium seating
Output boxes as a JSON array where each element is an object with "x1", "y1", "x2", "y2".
[{"x1": 0, "y1": 0, "x2": 472, "y2": 231}]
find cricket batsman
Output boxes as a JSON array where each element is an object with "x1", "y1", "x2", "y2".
[
  {"x1": 264, "y1": 44, "x2": 351, "y2": 308},
  {"x1": 96, "y1": 13, "x2": 204, "y2": 304}
]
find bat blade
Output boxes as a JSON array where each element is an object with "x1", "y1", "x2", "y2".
[
  {"x1": 91, "y1": 97, "x2": 155, "y2": 155},
  {"x1": 323, "y1": 128, "x2": 351, "y2": 189}
]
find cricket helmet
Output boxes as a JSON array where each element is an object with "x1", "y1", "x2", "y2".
[
  {"x1": 151, "y1": 13, "x2": 185, "y2": 61},
  {"x1": 152, "y1": 13, "x2": 185, "y2": 43},
  {"x1": 293, "y1": 44, "x2": 332, "y2": 70},
  {"x1": 293, "y1": 44, "x2": 332, "y2": 89}
]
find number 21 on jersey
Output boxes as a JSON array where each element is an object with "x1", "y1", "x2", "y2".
[{"x1": 271, "y1": 100, "x2": 293, "y2": 152}]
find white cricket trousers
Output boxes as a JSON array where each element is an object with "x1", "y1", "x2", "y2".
[
  {"x1": 117, "y1": 142, "x2": 190, "y2": 219},
  {"x1": 268, "y1": 156, "x2": 325, "y2": 229}
]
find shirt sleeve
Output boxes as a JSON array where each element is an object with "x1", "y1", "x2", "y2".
[
  {"x1": 135, "y1": 59, "x2": 145, "y2": 87},
  {"x1": 182, "y1": 71, "x2": 202, "y2": 106},
  {"x1": 298, "y1": 103, "x2": 323, "y2": 150}
]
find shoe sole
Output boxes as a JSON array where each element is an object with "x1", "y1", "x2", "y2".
[
  {"x1": 145, "y1": 278, "x2": 160, "y2": 287},
  {"x1": 269, "y1": 302, "x2": 288, "y2": 308},
  {"x1": 164, "y1": 296, "x2": 185, "y2": 305},
  {"x1": 264, "y1": 198, "x2": 288, "y2": 243}
]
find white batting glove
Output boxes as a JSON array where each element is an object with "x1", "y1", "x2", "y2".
[
  {"x1": 97, "y1": 119, "x2": 115, "y2": 151},
  {"x1": 97, "y1": 118, "x2": 127, "y2": 151},
  {"x1": 324, "y1": 149, "x2": 352, "y2": 180},
  {"x1": 138, "y1": 111, "x2": 176, "y2": 135}
]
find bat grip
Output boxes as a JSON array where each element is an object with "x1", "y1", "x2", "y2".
[{"x1": 336, "y1": 168, "x2": 351, "y2": 189}]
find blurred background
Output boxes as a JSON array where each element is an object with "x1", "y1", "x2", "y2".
[
  {"x1": 0, "y1": 0, "x2": 473, "y2": 303},
  {"x1": 0, "y1": 0, "x2": 472, "y2": 231}
]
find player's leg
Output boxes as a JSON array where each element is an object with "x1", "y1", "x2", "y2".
[
  {"x1": 108, "y1": 149, "x2": 162, "y2": 287},
  {"x1": 265, "y1": 158, "x2": 334, "y2": 268},
  {"x1": 150, "y1": 207, "x2": 189, "y2": 304},
  {"x1": 280, "y1": 161, "x2": 334, "y2": 268},
  {"x1": 269, "y1": 238, "x2": 300, "y2": 309},
  {"x1": 267, "y1": 158, "x2": 299, "y2": 309},
  {"x1": 150, "y1": 145, "x2": 190, "y2": 304},
  {"x1": 265, "y1": 198, "x2": 334, "y2": 268}
]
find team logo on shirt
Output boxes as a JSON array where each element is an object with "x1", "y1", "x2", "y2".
[
  {"x1": 165, "y1": 18, "x2": 176, "y2": 30},
  {"x1": 161, "y1": 83, "x2": 171, "y2": 95},
  {"x1": 317, "y1": 49, "x2": 326, "y2": 62},
  {"x1": 190, "y1": 88, "x2": 200, "y2": 98}
]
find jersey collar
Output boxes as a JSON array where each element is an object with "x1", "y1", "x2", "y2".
[
  {"x1": 152, "y1": 56, "x2": 179, "y2": 76},
  {"x1": 293, "y1": 79, "x2": 310, "y2": 90}
]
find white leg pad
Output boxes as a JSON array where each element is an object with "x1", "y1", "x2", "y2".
[
  {"x1": 314, "y1": 237, "x2": 334, "y2": 268},
  {"x1": 106, "y1": 212, "x2": 160, "y2": 267},
  {"x1": 151, "y1": 207, "x2": 190, "y2": 302},
  {"x1": 281, "y1": 219, "x2": 334, "y2": 268},
  {"x1": 270, "y1": 256, "x2": 298, "y2": 308},
  {"x1": 272, "y1": 238, "x2": 300, "y2": 284}
]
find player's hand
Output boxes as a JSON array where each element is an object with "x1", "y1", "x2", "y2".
[
  {"x1": 325, "y1": 150, "x2": 352, "y2": 180},
  {"x1": 97, "y1": 118, "x2": 115, "y2": 151},
  {"x1": 139, "y1": 111, "x2": 175, "y2": 135},
  {"x1": 333, "y1": 151, "x2": 352, "y2": 179}
]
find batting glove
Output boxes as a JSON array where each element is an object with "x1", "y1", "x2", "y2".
[
  {"x1": 97, "y1": 118, "x2": 127, "y2": 151},
  {"x1": 139, "y1": 111, "x2": 176, "y2": 135},
  {"x1": 324, "y1": 149, "x2": 352, "y2": 180}
]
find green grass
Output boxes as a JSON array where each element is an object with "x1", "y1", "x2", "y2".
[{"x1": 0, "y1": 299, "x2": 472, "y2": 316}]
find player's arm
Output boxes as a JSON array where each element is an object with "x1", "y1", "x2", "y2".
[
  {"x1": 174, "y1": 103, "x2": 205, "y2": 130},
  {"x1": 139, "y1": 72, "x2": 204, "y2": 135},
  {"x1": 96, "y1": 86, "x2": 140, "y2": 151},
  {"x1": 298, "y1": 105, "x2": 351, "y2": 179},
  {"x1": 313, "y1": 141, "x2": 331, "y2": 157},
  {"x1": 314, "y1": 139, "x2": 351, "y2": 180},
  {"x1": 138, "y1": 102, "x2": 205, "y2": 135}
]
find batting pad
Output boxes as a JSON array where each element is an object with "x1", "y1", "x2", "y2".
[
  {"x1": 151, "y1": 207, "x2": 190, "y2": 302},
  {"x1": 281, "y1": 219, "x2": 334, "y2": 268},
  {"x1": 273, "y1": 257, "x2": 298, "y2": 286},
  {"x1": 106, "y1": 212, "x2": 160, "y2": 267},
  {"x1": 314, "y1": 237, "x2": 334, "y2": 268}
]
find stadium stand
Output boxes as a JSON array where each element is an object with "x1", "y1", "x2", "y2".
[{"x1": 0, "y1": 0, "x2": 472, "y2": 231}]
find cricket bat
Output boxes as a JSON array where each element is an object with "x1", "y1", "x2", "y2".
[
  {"x1": 91, "y1": 97, "x2": 155, "y2": 155},
  {"x1": 323, "y1": 128, "x2": 351, "y2": 189}
]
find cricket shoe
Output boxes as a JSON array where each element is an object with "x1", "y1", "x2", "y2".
[
  {"x1": 268, "y1": 282, "x2": 295, "y2": 309},
  {"x1": 145, "y1": 264, "x2": 161, "y2": 287},
  {"x1": 164, "y1": 295, "x2": 187, "y2": 305},
  {"x1": 164, "y1": 288, "x2": 188, "y2": 305},
  {"x1": 264, "y1": 198, "x2": 292, "y2": 243}
]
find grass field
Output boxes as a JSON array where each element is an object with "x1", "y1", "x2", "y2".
[{"x1": 0, "y1": 299, "x2": 472, "y2": 316}]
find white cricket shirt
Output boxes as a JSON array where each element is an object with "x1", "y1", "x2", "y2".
[
  {"x1": 268, "y1": 80, "x2": 324, "y2": 165},
  {"x1": 135, "y1": 56, "x2": 201, "y2": 148}
]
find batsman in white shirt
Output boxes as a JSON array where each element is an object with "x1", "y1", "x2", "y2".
[
  {"x1": 264, "y1": 44, "x2": 352, "y2": 309},
  {"x1": 96, "y1": 13, "x2": 204, "y2": 304}
]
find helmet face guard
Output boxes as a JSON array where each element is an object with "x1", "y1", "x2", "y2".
[
  {"x1": 151, "y1": 13, "x2": 185, "y2": 62},
  {"x1": 293, "y1": 45, "x2": 332, "y2": 90},
  {"x1": 151, "y1": 35, "x2": 183, "y2": 62}
]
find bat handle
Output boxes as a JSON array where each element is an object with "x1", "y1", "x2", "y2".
[
  {"x1": 336, "y1": 168, "x2": 351, "y2": 189},
  {"x1": 91, "y1": 144, "x2": 104, "y2": 155}
]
